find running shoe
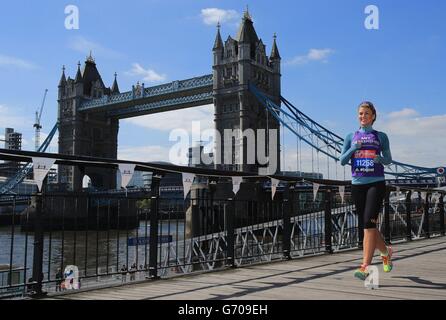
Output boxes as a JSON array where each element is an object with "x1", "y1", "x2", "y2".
[
  {"x1": 381, "y1": 246, "x2": 393, "y2": 272},
  {"x1": 354, "y1": 265, "x2": 369, "y2": 280}
]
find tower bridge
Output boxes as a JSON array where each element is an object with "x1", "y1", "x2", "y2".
[{"x1": 57, "y1": 11, "x2": 281, "y2": 191}]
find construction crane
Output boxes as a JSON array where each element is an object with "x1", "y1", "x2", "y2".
[{"x1": 34, "y1": 89, "x2": 48, "y2": 151}]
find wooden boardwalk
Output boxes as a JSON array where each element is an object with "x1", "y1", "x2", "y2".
[{"x1": 47, "y1": 237, "x2": 446, "y2": 300}]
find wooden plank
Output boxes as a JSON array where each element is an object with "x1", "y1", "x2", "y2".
[{"x1": 51, "y1": 237, "x2": 446, "y2": 300}]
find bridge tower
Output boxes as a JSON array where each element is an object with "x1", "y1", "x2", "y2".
[
  {"x1": 213, "y1": 10, "x2": 281, "y2": 173},
  {"x1": 57, "y1": 54, "x2": 119, "y2": 191}
]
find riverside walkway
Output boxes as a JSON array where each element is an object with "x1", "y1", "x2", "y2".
[{"x1": 45, "y1": 236, "x2": 446, "y2": 300}]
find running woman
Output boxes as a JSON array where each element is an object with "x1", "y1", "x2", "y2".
[{"x1": 340, "y1": 101, "x2": 393, "y2": 280}]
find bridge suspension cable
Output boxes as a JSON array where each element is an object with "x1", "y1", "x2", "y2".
[{"x1": 249, "y1": 83, "x2": 444, "y2": 180}]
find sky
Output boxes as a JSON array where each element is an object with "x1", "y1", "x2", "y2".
[{"x1": 0, "y1": 0, "x2": 445, "y2": 179}]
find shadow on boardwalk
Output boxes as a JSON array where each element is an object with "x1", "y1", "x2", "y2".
[{"x1": 45, "y1": 237, "x2": 446, "y2": 300}]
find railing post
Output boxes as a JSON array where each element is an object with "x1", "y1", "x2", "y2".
[
  {"x1": 225, "y1": 198, "x2": 236, "y2": 268},
  {"x1": 440, "y1": 195, "x2": 445, "y2": 236},
  {"x1": 405, "y1": 191, "x2": 412, "y2": 241},
  {"x1": 191, "y1": 201, "x2": 200, "y2": 238},
  {"x1": 148, "y1": 174, "x2": 161, "y2": 279},
  {"x1": 384, "y1": 187, "x2": 391, "y2": 243},
  {"x1": 424, "y1": 193, "x2": 430, "y2": 239},
  {"x1": 209, "y1": 180, "x2": 217, "y2": 234},
  {"x1": 30, "y1": 186, "x2": 46, "y2": 298},
  {"x1": 282, "y1": 184, "x2": 293, "y2": 260},
  {"x1": 324, "y1": 189, "x2": 333, "y2": 254}
]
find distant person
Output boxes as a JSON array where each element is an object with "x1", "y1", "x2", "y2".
[
  {"x1": 130, "y1": 263, "x2": 137, "y2": 281},
  {"x1": 120, "y1": 264, "x2": 128, "y2": 283},
  {"x1": 340, "y1": 101, "x2": 393, "y2": 280},
  {"x1": 55, "y1": 268, "x2": 63, "y2": 292}
]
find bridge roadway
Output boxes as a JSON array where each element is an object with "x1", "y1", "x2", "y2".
[
  {"x1": 44, "y1": 236, "x2": 446, "y2": 300},
  {"x1": 78, "y1": 74, "x2": 213, "y2": 119}
]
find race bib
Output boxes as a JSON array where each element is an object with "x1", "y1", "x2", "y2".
[{"x1": 353, "y1": 150, "x2": 376, "y2": 173}]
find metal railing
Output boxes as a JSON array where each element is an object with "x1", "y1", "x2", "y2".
[{"x1": 0, "y1": 183, "x2": 444, "y2": 299}]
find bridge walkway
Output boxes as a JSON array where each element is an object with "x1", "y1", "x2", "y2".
[{"x1": 45, "y1": 236, "x2": 446, "y2": 300}]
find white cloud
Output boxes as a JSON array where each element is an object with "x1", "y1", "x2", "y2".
[
  {"x1": 286, "y1": 48, "x2": 335, "y2": 66},
  {"x1": 125, "y1": 63, "x2": 167, "y2": 83},
  {"x1": 375, "y1": 109, "x2": 446, "y2": 168},
  {"x1": 387, "y1": 108, "x2": 419, "y2": 119},
  {"x1": 67, "y1": 36, "x2": 122, "y2": 59},
  {"x1": 0, "y1": 54, "x2": 38, "y2": 69},
  {"x1": 0, "y1": 104, "x2": 55, "y2": 152},
  {"x1": 123, "y1": 104, "x2": 214, "y2": 133},
  {"x1": 0, "y1": 104, "x2": 32, "y2": 129},
  {"x1": 200, "y1": 8, "x2": 240, "y2": 26},
  {"x1": 121, "y1": 105, "x2": 214, "y2": 166}
]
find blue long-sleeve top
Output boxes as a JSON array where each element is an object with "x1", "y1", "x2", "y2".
[{"x1": 340, "y1": 125, "x2": 392, "y2": 185}]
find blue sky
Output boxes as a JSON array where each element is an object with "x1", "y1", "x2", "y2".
[{"x1": 0, "y1": 0, "x2": 445, "y2": 177}]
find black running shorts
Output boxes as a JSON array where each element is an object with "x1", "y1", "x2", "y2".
[{"x1": 351, "y1": 181, "x2": 386, "y2": 229}]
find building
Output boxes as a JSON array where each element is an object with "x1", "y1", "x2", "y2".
[
  {"x1": 213, "y1": 10, "x2": 281, "y2": 173},
  {"x1": 116, "y1": 170, "x2": 145, "y2": 189},
  {"x1": 188, "y1": 145, "x2": 214, "y2": 169},
  {"x1": 48, "y1": 168, "x2": 58, "y2": 184},
  {"x1": 142, "y1": 172, "x2": 152, "y2": 188},
  {"x1": 57, "y1": 55, "x2": 119, "y2": 191},
  {"x1": 0, "y1": 128, "x2": 23, "y2": 177},
  {"x1": 4, "y1": 128, "x2": 22, "y2": 150},
  {"x1": 281, "y1": 171, "x2": 323, "y2": 180}
]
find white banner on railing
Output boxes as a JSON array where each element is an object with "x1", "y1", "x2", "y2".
[
  {"x1": 118, "y1": 164, "x2": 136, "y2": 189},
  {"x1": 313, "y1": 183, "x2": 320, "y2": 201},
  {"x1": 32, "y1": 157, "x2": 56, "y2": 192},
  {"x1": 232, "y1": 176, "x2": 243, "y2": 196},
  {"x1": 339, "y1": 185, "x2": 345, "y2": 204},
  {"x1": 271, "y1": 178, "x2": 280, "y2": 200},
  {"x1": 182, "y1": 173, "x2": 195, "y2": 199}
]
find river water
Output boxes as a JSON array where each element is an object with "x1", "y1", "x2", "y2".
[{"x1": 0, "y1": 219, "x2": 186, "y2": 289}]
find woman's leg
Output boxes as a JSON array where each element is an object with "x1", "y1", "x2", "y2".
[
  {"x1": 363, "y1": 228, "x2": 376, "y2": 266},
  {"x1": 375, "y1": 229, "x2": 387, "y2": 253},
  {"x1": 352, "y1": 184, "x2": 366, "y2": 245},
  {"x1": 352, "y1": 184, "x2": 368, "y2": 268},
  {"x1": 363, "y1": 229, "x2": 387, "y2": 265},
  {"x1": 363, "y1": 182, "x2": 388, "y2": 265}
]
